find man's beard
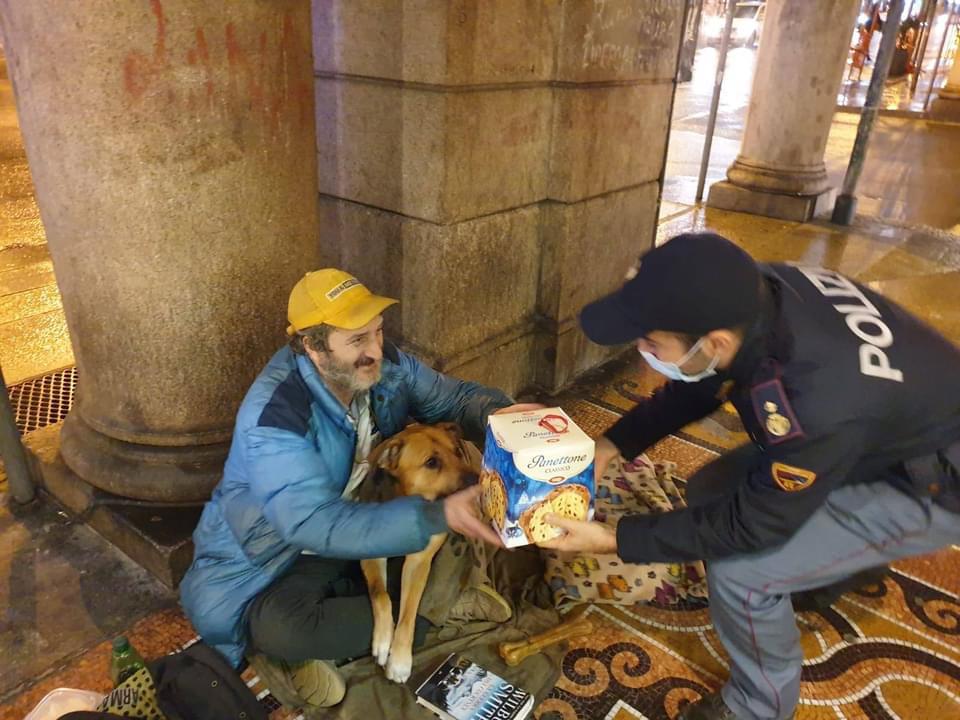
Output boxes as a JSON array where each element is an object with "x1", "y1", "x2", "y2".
[{"x1": 317, "y1": 352, "x2": 381, "y2": 394}]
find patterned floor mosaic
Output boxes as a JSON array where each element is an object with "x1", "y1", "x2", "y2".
[{"x1": 532, "y1": 554, "x2": 960, "y2": 720}]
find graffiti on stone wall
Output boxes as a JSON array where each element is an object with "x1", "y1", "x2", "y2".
[
  {"x1": 581, "y1": 0, "x2": 680, "y2": 74},
  {"x1": 121, "y1": 0, "x2": 311, "y2": 134}
]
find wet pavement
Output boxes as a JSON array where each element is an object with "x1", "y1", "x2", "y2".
[
  {"x1": 0, "y1": 53, "x2": 73, "y2": 386},
  {"x1": 837, "y1": 8, "x2": 960, "y2": 114},
  {"x1": 664, "y1": 45, "x2": 960, "y2": 232},
  {"x1": 0, "y1": 498, "x2": 175, "y2": 700}
]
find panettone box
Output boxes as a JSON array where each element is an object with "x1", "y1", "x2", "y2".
[{"x1": 480, "y1": 407, "x2": 595, "y2": 548}]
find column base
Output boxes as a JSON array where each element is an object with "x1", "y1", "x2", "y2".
[
  {"x1": 60, "y1": 413, "x2": 227, "y2": 503},
  {"x1": 928, "y1": 95, "x2": 960, "y2": 123},
  {"x1": 23, "y1": 424, "x2": 200, "y2": 588},
  {"x1": 707, "y1": 181, "x2": 837, "y2": 223}
]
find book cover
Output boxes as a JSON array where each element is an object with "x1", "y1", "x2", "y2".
[{"x1": 414, "y1": 653, "x2": 534, "y2": 720}]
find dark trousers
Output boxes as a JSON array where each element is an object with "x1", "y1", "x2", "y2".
[{"x1": 246, "y1": 554, "x2": 432, "y2": 663}]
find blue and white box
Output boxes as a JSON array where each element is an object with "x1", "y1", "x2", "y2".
[{"x1": 480, "y1": 407, "x2": 595, "y2": 548}]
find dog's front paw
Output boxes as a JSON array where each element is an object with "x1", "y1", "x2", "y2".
[
  {"x1": 385, "y1": 645, "x2": 413, "y2": 683},
  {"x1": 371, "y1": 620, "x2": 394, "y2": 667}
]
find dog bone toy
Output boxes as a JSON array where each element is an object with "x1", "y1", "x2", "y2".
[{"x1": 498, "y1": 614, "x2": 594, "y2": 666}]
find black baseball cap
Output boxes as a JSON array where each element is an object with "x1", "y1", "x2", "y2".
[{"x1": 579, "y1": 233, "x2": 762, "y2": 345}]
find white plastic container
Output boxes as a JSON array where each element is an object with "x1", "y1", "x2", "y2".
[{"x1": 23, "y1": 687, "x2": 105, "y2": 720}]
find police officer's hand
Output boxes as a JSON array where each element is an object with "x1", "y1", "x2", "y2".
[
  {"x1": 442, "y1": 485, "x2": 504, "y2": 547},
  {"x1": 594, "y1": 436, "x2": 623, "y2": 484},
  {"x1": 535, "y1": 514, "x2": 618, "y2": 554}
]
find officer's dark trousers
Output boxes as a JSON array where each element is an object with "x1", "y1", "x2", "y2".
[
  {"x1": 245, "y1": 554, "x2": 432, "y2": 663},
  {"x1": 687, "y1": 445, "x2": 960, "y2": 720}
]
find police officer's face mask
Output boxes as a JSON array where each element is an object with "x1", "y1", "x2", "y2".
[{"x1": 640, "y1": 336, "x2": 719, "y2": 383}]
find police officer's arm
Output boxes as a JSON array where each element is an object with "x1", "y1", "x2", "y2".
[
  {"x1": 616, "y1": 421, "x2": 868, "y2": 563},
  {"x1": 396, "y1": 348, "x2": 513, "y2": 442},
  {"x1": 244, "y1": 425, "x2": 448, "y2": 560},
  {"x1": 604, "y1": 376, "x2": 727, "y2": 461}
]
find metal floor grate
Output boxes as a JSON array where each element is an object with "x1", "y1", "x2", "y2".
[{"x1": 7, "y1": 366, "x2": 77, "y2": 434}]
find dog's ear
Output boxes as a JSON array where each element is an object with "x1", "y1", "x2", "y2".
[
  {"x1": 368, "y1": 435, "x2": 404, "y2": 474},
  {"x1": 436, "y1": 422, "x2": 463, "y2": 441}
]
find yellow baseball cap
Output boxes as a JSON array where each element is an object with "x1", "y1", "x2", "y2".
[{"x1": 286, "y1": 269, "x2": 398, "y2": 335}]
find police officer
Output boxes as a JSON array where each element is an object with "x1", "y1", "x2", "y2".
[{"x1": 539, "y1": 233, "x2": 960, "y2": 720}]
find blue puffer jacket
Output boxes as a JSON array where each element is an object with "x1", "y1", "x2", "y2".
[{"x1": 179, "y1": 343, "x2": 511, "y2": 666}]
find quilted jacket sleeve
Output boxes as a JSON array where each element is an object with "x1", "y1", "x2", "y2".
[{"x1": 244, "y1": 425, "x2": 448, "y2": 559}]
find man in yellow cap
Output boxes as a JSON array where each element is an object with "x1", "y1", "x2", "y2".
[{"x1": 180, "y1": 269, "x2": 532, "y2": 712}]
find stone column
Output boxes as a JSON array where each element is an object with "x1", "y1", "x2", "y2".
[
  {"x1": 314, "y1": 0, "x2": 683, "y2": 394},
  {"x1": 929, "y1": 53, "x2": 960, "y2": 121},
  {"x1": 0, "y1": 0, "x2": 320, "y2": 502},
  {"x1": 708, "y1": 0, "x2": 861, "y2": 222},
  {"x1": 537, "y1": 1, "x2": 680, "y2": 390}
]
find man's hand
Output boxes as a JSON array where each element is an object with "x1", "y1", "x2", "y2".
[
  {"x1": 494, "y1": 403, "x2": 547, "y2": 415},
  {"x1": 536, "y1": 514, "x2": 618, "y2": 554},
  {"x1": 442, "y1": 485, "x2": 503, "y2": 547},
  {"x1": 594, "y1": 436, "x2": 623, "y2": 484}
]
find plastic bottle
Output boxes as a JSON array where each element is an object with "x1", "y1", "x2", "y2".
[{"x1": 109, "y1": 635, "x2": 146, "y2": 686}]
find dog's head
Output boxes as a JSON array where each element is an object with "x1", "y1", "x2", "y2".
[{"x1": 361, "y1": 423, "x2": 477, "y2": 502}]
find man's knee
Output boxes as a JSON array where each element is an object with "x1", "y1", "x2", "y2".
[
  {"x1": 706, "y1": 557, "x2": 746, "y2": 597},
  {"x1": 247, "y1": 599, "x2": 306, "y2": 660},
  {"x1": 706, "y1": 555, "x2": 775, "y2": 605},
  {"x1": 708, "y1": 549, "x2": 828, "y2": 608}
]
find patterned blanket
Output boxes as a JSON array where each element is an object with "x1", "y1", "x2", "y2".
[{"x1": 542, "y1": 456, "x2": 707, "y2": 609}]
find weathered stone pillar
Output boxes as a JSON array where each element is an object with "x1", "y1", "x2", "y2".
[
  {"x1": 0, "y1": 0, "x2": 320, "y2": 502},
  {"x1": 929, "y1": 54, "x2": 960, "y2": 121},
  {"x1": 708, "y1": 0, "x2": 860, "y2": 222},
  {"x1": 314, "y1": 0, "x2": 683, "y2": 394},
  {"x1": 537, "y1": 2, "x2": 680, "y2": 390}
]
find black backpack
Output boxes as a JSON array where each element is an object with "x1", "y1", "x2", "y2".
[{"x1": 147, "y1": 642, "x2": 268, "y2": 720}]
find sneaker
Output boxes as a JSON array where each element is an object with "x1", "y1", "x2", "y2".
[
  {"x1": 247, "y1": 653, "x2": 346, "y2": 710},
  {"x1": 678, "y1": 692, "x2": 739, "y2": 720},
  {"x1": 678, "y1": 692, "x2": 794, "y2": 720},
  {"x1": 446, "y1": 583, "x2": 513, "y2": 624}
]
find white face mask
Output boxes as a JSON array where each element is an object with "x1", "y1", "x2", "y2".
[{"x1": 640, "y1": 336, "x2": 719, "y2": 383}]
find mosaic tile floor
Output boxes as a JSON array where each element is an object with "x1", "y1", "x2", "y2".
[{"x1": 534, "y1": 558, "x2": 960, "y2": 720}]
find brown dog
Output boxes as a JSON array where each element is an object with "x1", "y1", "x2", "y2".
[{"x1": 358, "y1": 422, "x2": 478, "y2": 683}]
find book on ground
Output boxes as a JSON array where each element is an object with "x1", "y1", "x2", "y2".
[{"x1": 414, "y1": 653, "x2": 534, "y2": 720}]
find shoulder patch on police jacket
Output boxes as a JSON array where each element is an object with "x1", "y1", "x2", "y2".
[
  {"x1": 771, "y1": 462, "x2": 817, "y2": 492},
  {"x1": 751, "y1": 379, "x2": 804, "y2": 444}
]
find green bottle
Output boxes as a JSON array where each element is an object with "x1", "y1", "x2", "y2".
[{"x1": 110, "y1": 635, "x2": 146, "y2": 686}]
